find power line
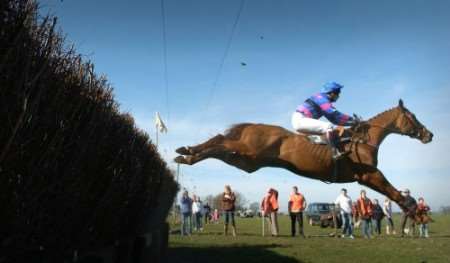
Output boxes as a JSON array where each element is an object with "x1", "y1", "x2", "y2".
[
  {"x1": 160, "y1": 0, "x2": 170, "y2": 123},
  {"x1": 203, "y1": 0, "x2": 246, "y2": 114}
]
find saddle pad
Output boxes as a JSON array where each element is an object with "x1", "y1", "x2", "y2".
[{"x1": 307, "y1": 135, "x2": 328, "y2": 145}]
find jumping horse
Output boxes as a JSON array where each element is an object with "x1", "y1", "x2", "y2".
[{"x1": 175, "y1": 100, "x2": 433, "y2": 214}]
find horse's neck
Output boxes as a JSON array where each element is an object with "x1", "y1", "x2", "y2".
[{"x1": 367, "y1": 108, "x2": 400, "y2": 147}]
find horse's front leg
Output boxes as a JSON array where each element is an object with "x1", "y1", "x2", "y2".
[{"x1": 357, "y1": 168, "x2": 407, "y2": 211}]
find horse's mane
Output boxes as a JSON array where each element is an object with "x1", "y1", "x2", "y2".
[
  {"x1": 347, "y1": 106, "x2": 400, "y2": 138},
  {"x1": 366, "y1": 106, "x2": 398, "y2": 123},
  {"x1": 224, "y1": 123, "x2": 253, "y2": 140}
]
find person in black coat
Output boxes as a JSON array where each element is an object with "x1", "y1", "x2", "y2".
[{"x1": 372, "y1": 199, "x2": 384, "y2": 235}]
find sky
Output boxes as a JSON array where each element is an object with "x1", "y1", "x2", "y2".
[{"x1": 39, "y1": 0, "x2": 450, "y2": 212}]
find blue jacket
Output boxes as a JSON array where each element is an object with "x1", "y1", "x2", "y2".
[
  {"x1": 180, "y1": 196, "x2": 193, "y2": 214},
  {"x1": 296, "y1": 93, "x2": 354, "y2": 126}
]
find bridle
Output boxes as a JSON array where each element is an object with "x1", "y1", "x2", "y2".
[{"x1": 349, "y1": 111, "x2": 426, "y2": 149}]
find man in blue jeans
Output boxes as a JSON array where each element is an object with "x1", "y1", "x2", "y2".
[
  {"x1": 334, "y1": 188, "x2": 354, "y2": 239},
  {"x1": 180, "y1": 190, "x2": 193, "y2": 236}
]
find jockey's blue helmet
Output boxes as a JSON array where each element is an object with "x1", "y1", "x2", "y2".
[{"x1": 322, "y1": 82, "x2": 343, "y2": 94}]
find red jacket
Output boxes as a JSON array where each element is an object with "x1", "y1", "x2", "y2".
[
  {"x1": 357, "y1": 197, "x2": 373, "y2": 218},
  {"x1": 417, "y1": 203, "x2": 430, "y2": 215}
]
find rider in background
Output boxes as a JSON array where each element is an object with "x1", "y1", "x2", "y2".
[{"x1": 292, "y1": 82, "x2": 355, "y2": 159}]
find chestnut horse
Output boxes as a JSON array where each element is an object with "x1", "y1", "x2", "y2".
[{"x1": 174, "y1": 100, "x2": 433, "y2": 213}]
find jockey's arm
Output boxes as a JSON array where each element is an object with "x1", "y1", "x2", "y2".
[{"x1": 322, "y1": 105, "x2": 354, "y2": 127}]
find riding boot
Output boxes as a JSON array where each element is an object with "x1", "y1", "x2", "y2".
[
  {"x1": 224, "y1": 225, "x2": 228, "y2": 236},
  {"x1": 326, "y1": 130, "x2": 345, "y2": 160},
  {"x1": 232, "y1": 226, "x2": 237, "y2": 237}
]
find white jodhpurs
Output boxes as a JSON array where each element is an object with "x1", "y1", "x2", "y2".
[{"x1": 291, "y1": 112, "x2": 333, "y2": 135}]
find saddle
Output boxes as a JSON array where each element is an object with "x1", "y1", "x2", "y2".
[
  {"x1": 302, "y1": 134, "x2": 352, "y2": 146},
  {"x1": 302, "y1": 133, "x2": 353, "y2": 162}
]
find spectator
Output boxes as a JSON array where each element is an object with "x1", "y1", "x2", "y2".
[
  {"x1": 334, "y1": 188, "x2": 354, "y2": 239},
  {"x1": 192, "y1": 195, "x2": 203, "y2": 232},
  {"x1": 357, "y1": 190, "x2": 373, "y2": 239},
  {"x1": 180, "y1": 190, "x2": 193, "y2": 236},
  {"x1": 352, "y1": 201, "x2": 361, "y2": 229},
  {"x1": 417, "y1": 197, "x2": 431, "y2": 238},
  {"x1": 288, "y1": 186, "x2": 306, "y2": 237},
  {"x1": 372, "y1": 199, "x2": 384, "y2": 235},
  {"x1": 203, "y1": 203, "x2": 212, "y2": 225},
  {"x1": 383, "y1": 198, "x2": 396, "y2": 235},
  {"x1": 400, "y1": 188, "x2": 417, "y2": 237},
  {"x1": 221, "y1": 185, "x2": 237, "y2": 236},
  {"x1": 261, "y1": 188, "x2": 279, "y2": 236},
  {"x1": 212, "y1": 208, "x2": 220, "y2": 224}
]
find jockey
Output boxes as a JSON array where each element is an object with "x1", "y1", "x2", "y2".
[{"x1": 292, "y1": 82, "x2": 355, "y2": 159}]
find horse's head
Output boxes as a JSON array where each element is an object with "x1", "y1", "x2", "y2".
[{"x1": 395, "y1": 99, "x2": 433, "y2": 144}]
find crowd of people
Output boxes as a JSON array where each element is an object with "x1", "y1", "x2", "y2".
[
  {"x1": 179, "y1": 185, "x2": 235, "y2": 236},
  {"x1": 179, "y1": 185, "x2": 431, "y2": 239}
]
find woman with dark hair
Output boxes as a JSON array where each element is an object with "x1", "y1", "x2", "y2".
[{"x1": 372, "y1": 199, "x2": 384, "y2": 235}]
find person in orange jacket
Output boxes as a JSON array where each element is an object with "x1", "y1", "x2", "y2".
[
  {"x1": 261, "y1": 188, "x2": 279, "y2": 236},
  {"x1": 417, "y1": 197, "x2": 431, "y2": 238},
  {"x1": 357, "y1": 190, "x2": 373, "y2": 238},
  {"x1": 288, "y1": 186, "x2": 307, "y2": 237}
]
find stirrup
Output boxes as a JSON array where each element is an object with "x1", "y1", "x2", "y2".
[{"x1": 332, "y1": 149, "x2": 350, "y2": 160}]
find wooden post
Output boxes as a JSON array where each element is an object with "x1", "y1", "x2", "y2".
[
  {"x1": 262, "y1": 212, "x2": 265, "y2": 236},
  {"x1": 333, "y1": 209, "x2": 338, "y2": 238},
  {"x1": 172, "y1": 164, "x2": 180, "y2": 225}
]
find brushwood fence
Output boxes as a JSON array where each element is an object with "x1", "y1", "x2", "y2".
[{"x1": 0, "y1": 1, "x2": 178, "y2": 262}]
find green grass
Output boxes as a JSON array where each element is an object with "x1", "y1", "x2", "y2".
[{"x1": 168, "y1": 214, "x2": 450, "y2": 263}]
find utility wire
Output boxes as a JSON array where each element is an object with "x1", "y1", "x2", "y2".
[
  {"x1": 203, "y1": 0, "x2": 246, "y2": 114},
  {"x1": 160, "y1": 0, "x2": 170, "y2": 124}
]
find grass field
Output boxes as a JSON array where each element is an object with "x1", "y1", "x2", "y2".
[{"x1": 168, "y1": 213, "x2": 450, "y2": 263}]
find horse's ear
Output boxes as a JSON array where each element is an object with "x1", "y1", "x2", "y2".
[{"x1": 398, "y1": 99, "x2": 404, "y2": 109}]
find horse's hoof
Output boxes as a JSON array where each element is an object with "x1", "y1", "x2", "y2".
[
  {"x1": 174, "y1": 156, "x2": 187, "y2": 164},
  {"x1": 176, "y1": 146, "x2": 192, "y2": 155}
]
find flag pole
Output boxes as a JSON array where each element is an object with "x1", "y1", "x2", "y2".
[
  {"x1": 176, "y1": 163, "x2": 180, "y2": 182},
  {"x1": 155, "y1": 128, "x2": 159, "y2": 149}
]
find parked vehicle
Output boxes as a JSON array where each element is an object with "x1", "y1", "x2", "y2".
[
  {"x1": 305, "y1": 202, "x2": 342, "y2": 228},
  {"x1": 238, "y1": 209, "x2": 255, "y2": 218}
]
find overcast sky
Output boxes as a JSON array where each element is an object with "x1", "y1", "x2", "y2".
[{"x1": 40, "y1": 0, "x2": 450, "y2": 211}]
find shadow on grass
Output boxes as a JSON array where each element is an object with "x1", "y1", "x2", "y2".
[{"x1": 168, "y1": 244, "x2": 301, "y2": 263}]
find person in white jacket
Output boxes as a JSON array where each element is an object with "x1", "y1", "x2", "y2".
[
  {"x1": 335, "y1": 188, "x2": 354, "y2": 239},
  {"x1": 192, "y1": 195, "x2": 204, "y2": 231}
]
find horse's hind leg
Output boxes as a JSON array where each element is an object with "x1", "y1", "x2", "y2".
[
  {"x1": 174, "y1": 146, "x2": 259, "y2": 173},
  {"x1": 176, "y1": 134, "x2": 225, "y2": 155},
  {"x1": 175, "y1": 145, "x2": 228, "y2": 165}
]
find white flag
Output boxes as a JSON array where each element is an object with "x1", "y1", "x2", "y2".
[{"x1": 155, "y1": 112, "x2": 168, "y2": 133}]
